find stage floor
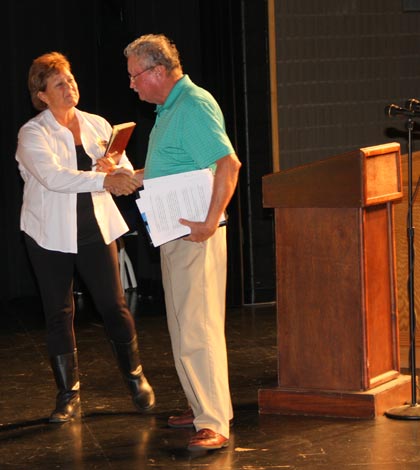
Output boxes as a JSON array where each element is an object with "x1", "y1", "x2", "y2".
[{"x1": 1, "y1": 292, "x2": 419, "y2": 469}]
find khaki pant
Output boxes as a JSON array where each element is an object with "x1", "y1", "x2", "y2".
[{"x1": 160, "y1": 227, "x2": 233, "y2": 438}]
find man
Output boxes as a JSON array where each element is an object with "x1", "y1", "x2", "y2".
[{"x1": 125, "y1": 34, "x2": 241, "y2": 451}]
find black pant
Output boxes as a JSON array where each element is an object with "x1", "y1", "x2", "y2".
[{"x1": 24, "y1": 234, "x2": 136, "y2": 356}]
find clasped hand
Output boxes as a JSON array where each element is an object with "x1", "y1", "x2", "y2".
[
  {"x1": 103, "y1": 171, "x2": 139, "y2": 196},
  {"x1": 97, "y1": 154, "x2": 144, "y2": 196},
  {"x1": 97, "y1": 153, "x2": 139, "y2": 196}
]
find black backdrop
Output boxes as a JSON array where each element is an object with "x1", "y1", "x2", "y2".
[{"x1": 1, "y1": 0, "x2": 275, "y2": 306}]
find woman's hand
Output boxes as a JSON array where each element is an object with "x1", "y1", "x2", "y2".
[{"x1": 95, "y1": 151, "x2": 121, "y2": 173}]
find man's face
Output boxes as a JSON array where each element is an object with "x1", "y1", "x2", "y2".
[{"x1": 127, "y1": 55, "x2": 159, "y2": 104}]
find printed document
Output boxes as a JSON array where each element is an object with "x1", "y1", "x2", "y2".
[{"x1": 136, "y1": 169, "x2": 225, "y2": 247}]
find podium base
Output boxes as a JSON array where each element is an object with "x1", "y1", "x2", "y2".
[{"x1": 258, "y1": 375, "x2": 411, "y2": 419}]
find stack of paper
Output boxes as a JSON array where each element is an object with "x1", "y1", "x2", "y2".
[{"x1": 136, "y1": 169, "x2": 225, "y2": 247}]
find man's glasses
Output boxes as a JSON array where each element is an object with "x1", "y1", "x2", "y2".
[{"x1": 128, "y1": 66, "x2": 155, "y2": 82}]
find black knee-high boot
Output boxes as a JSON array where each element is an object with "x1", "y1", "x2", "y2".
[
  {"x1": 49, "y1": 349, "x2": 81, "y2": 423},
  {"x1": 110, "y1": 336, "x2": 155, "y2": 412}
]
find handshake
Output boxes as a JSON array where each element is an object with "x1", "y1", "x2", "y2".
[
  {"x1": 97, "y1": 154, "x2": 144, "y2": 197},
  {"x1": 103, "y1": 169, "x2": 143, "y2": 196}
]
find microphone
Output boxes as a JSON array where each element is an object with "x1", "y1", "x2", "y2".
[
  {"x1": 384, "y1": 104, "x2": 416, "y2": 118},
  {"x1": 406, "y1": 98, "x2": 420, "y2": 112}
]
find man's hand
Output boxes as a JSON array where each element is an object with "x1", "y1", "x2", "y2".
[
  {"x1": 103, "y1": 172, "x2": 140, "y2": 196},
  {"x1": 180, "y1": 154, "x2": 240, "y2": 243},
  {"x1": 133, "y1": 168, "x2": 145, "y2": 188},
  {"x1": 111, "y1": 167, "x2": 134, "y2": 176},
  {"x1": 179, "y1": 219, "x2": 218, "y2": 243}
]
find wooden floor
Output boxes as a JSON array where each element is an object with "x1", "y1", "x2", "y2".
[{"x1": 1, "y1": 291, "x2": 420, "y2": 469}]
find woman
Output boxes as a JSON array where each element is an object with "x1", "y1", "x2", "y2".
[{"x1": 15, "y1": 52, "x2": 155, "y2": 423}]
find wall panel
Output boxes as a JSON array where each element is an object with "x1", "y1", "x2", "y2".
[{"x1": 274, "y1": 0, "x2": 420, "y2": 169}]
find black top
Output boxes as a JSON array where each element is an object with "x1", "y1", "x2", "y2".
[{"x1": 76, "y1": 145, "x2": 103, "y2": 246}]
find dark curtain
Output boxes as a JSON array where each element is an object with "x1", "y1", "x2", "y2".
[
  {"x1": 1, "y1": 0, "x2": 203, "y2": 301},
  {"x1": 2, "y1": 0, "x2": 102, "y2": 300},
  {"x1": 1, "y1": 0, "x2": 274, "y2": 306}
]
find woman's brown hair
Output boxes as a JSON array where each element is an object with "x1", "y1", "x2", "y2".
[{"x1": 28, "y1": 52, "x2": 71, "y2": 111}]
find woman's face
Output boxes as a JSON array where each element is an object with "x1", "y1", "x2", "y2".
[{"x1": 37, "y1": 68, "x2": 80, "y2": 111}]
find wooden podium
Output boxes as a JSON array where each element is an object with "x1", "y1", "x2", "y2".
[{"x1": 258, "y1": 142, "x2": 412, "y2": 418}]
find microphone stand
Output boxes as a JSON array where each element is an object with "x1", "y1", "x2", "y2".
[{"x1": 385, "y1": 117, "x2": 420, "y2": 419}]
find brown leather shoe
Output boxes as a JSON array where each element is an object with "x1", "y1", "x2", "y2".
[
  {"x1": 168, "y1": 408, "x2": 195, "y2": 428},
  {"x1": 168, "y1": 408, "x2": 234, "y2": 429},
  {"x1": 188, "y1": 428, "x2": 229, "y2": 451}
]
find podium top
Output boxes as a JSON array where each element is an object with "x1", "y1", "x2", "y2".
[{"x1": 263, "y1": 142, "x2": 402, "y2": 208}]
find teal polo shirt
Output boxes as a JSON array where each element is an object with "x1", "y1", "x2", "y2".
[{"x1": 144, "y1": 75, "x2": 235, "y2": 179}]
